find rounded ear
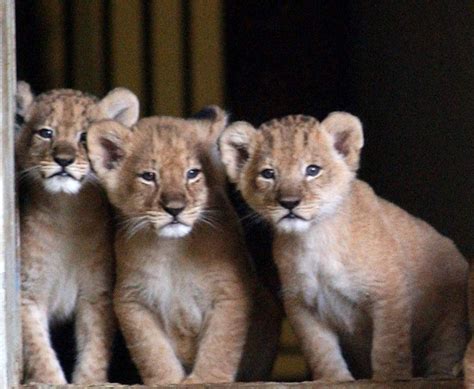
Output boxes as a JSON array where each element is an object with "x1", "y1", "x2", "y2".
[
  {"x1": 16, "y1": 81, "x2": 34, "y2": 118},
  {"x1": 86, "y1": 120, "x2": 132, "y2": 190},
  {"x1": 191, "y1": 105, "x2": 229, "y2": 144},
  {"x1": 218, "y1": 121, "x2": 256, "y2": 183},
  {"x1": 96, "y1": 88, "x2": 139, "y2": 126},
  {"x1": 321, "y1": 112, "x2": 364, "y2": 171}
]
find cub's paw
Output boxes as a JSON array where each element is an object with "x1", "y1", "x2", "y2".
[
  {"x1": 182, "y1": 374, "x2": 230, "y2": 385},
  {"x1": 143, "y1": 374, "x2": 183, "y2": 386}
]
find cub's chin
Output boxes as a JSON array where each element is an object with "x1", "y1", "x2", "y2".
[
  {"x1": 276, "y1": 217, "x2": 311, "y2": 233},
  {"x1": 157, "y1": 223, "x2": 192, "y2": 238},
  {"x1": 43, "y1": 175, "x2": 82, "y2": 195}
]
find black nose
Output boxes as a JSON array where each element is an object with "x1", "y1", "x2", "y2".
[
  {"x1": 54, "y1": 157, "x2": 74, "y2": 167},
  {"x1": 163, "y1": 206, "x2": 185, "y2": 217},
  {"x1": 279, "y1": 198, "x2": 301, "y2": 210}
]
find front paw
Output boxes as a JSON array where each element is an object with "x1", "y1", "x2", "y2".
[
  {"x1": 181, "y1": 374, "x2": 204, "y2": 385},
  {"x1": 144, "y1": 374, "x2": 183, "y2": 386},
  {"x1": 73, "y1": 370, "x2": 108, "y2": 385},
  {"x1": 182, "y1": 374, "x2": 230, "y2": 385},
  {"x1": 314, "y1": 371, "x2": 354, "y2": 383}
]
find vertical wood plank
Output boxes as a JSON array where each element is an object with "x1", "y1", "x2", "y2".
[
  {"x1": 71, "y1": 0, "x2": 105, "y2": 95},
  {"x1": 150, "y1": 0, "x2": 184, "y2": 116},
  {"x1": 190, "y1": 0, "x2": 224, "y2": 112},
  {"x1": 110, "y1": 0, "x2": 144, "y2": 105},
  {"x1": 0, "y1": 0, "x2": 21, "y2": 386},
  {"x1": 35, "y1": 0, "x2": 65, "y2": 88}
]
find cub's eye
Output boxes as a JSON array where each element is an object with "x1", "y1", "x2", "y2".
[
  {"x1": 37, "y1": 128, "x2": 53, "y2": 139},
  {"x1": 139, "y1": 171, "x2": 156, "y2": 182},
  {"x1": 306, "y1": 165, "x2": 322, "y2": 177},
  {"x1": 79, "y1": 132, "x2": 87, "y2": 143},
  {"x1": 187, "y1": 169, "x2": 201, "y2": 180},
  {"x1": 260, "y1": 169, "x2": 275, "y2": 179}
]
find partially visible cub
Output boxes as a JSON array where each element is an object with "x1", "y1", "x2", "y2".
[
  {"x1": 16, "y1": 82, "x2": 139, "y2": 384},
  {"x1": 219, "y1": 113, "x2": 468, "y2": 381},
  {"x1": 464, "y1": 264, "x2": 474, "y2": 387},
  {"x1": 86, "y1": 107, "x2": 280, "y2": 385}
]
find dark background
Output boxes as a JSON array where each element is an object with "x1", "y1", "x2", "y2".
[
  {"x1": 16, "y1": 0, "x2": 474, "y2": 382},
  {"x1": 225, "y1": 1, "x2": 473, "y2": 258}
]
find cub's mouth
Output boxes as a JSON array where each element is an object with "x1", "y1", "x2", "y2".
[
  {"x1": 280, "y1": 212, "x2": 306, "y2": 222},
  {"x1": 158, "y1": 220, "x2": 192, "y2": 238},
  {"x1": 42, "y1": 168, "x2": 84, "y2": 194},
  {"x1": 48, "y1": 170, "x2": 77, "y2": 180}
]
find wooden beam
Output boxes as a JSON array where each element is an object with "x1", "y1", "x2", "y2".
[
  {"x1": 190, "y1": 0, "x2": 224, "y2": 112},
  {"x1": 150, "y1": 0, "x2": 184, "y2": 116},
  {"x1": 0, "y1": 0, "x2": 21, "y2": 386}
]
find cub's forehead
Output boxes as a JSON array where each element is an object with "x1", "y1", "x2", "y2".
[
  {"x1": 29, "y1": 89, "x2": 98, "y2": 125},
  {"x1": 132, "y1": 117, "x2": 202, "y2": 162},
  {"x1": 256, "y1": 114, "x2": 321, "y2": 156}
]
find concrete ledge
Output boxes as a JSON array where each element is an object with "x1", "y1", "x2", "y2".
[{"x1": 21, "y1": 378, "x2": 463, "y2": 389}]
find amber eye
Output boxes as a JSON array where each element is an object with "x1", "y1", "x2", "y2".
[
  {"x1": 79, "y1": 132, "x2": 87, "y2": 143},
  {"x1": 37, "y1": 128, "x2": 53, "y2": 139},
  {"x1": 139, "y1": 171, "x2": 156, "y2": 182},
  {"x1": 186, "y1": 169, "x2": 201, "y2": 180},
  {"x1": 260, "y1": 169, "x2": 275, "y2": 179},
  {"x1": 306, "y1": 165, "x2": 321, "y2": 177}
]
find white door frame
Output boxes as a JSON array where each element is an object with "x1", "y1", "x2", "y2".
[{"x1": 0, "y1": 0, "x2": 21, "y2": 387}]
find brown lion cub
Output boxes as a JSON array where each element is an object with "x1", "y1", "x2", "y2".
[
  {"x1": 16, "y1": 82, "x2": 139, "y2": 384},
  {"x1": 86, "y1": 107, "x2": 279, "y2": 385},
  {"x1": 219, "y1": 113, "x2": 468, "y2": 381}
]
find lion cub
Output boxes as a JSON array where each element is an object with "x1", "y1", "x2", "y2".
[
  {"x1": 219, "y1": 113, "x2": 468, "y2": 381},
  {"x1": 86, "y1": 107, "x2": 279, "y2": 385},
  {"x1": 16, "y1": 82, "x2": 139, "y2": 384}
]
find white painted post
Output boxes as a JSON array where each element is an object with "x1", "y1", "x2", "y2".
[{"x1": 0, "y1": 0, "x2": 21, "y2": 387}]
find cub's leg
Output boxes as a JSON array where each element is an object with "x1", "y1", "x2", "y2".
[
  {"x1": 22, "y1": 300, "x2": 66, "y2": 384},
  {"x1": 114, "y1": 300, "x2": 185, "y2": 385},
  {"x1": 421, "y1": 293, "x2": 467, "y2": 377},
  {"x1": 72, "y1": 294, "x2": 115, "y2": 384},
  {"x1": 285, "y1": 298, "x2": 353, "y2": 382},
  {"x1": 371, "y1": 291, "x2": 413, "y2": 380},
  {"x1": 464, "y1": 338, "x2": 474, "y2": 387},
  {"x1": 183, "y1": 296, "x2": 250, "y2": 384},
  {"x1": 237, "y1": 288, "x2": 282, "y2": 381}
]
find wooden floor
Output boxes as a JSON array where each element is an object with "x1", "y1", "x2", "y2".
[{"x1": 22, "y1": 378, "x2": 463, "y2": 389}]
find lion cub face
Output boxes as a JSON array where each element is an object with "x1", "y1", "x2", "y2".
[
  {"x1": 220, "y1": 113, "x2": 363, "y2": 232},
  {"x1": 87, "y1": 107, "x2": 227, "y2": 238},
  {"x1": 15, "y1": 82, "x2": 139, "y2": 194}
]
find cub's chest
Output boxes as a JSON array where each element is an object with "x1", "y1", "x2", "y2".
[
  {"x1": 293, "y1": 243, "x2": 365, "y2": 333},
  {"x1": 140, "y1": 259, "x2": 209, "y2": 337}
]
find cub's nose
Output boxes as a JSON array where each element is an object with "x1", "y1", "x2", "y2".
[
  {"x1": 163, "y1": 206, "x2": 185, "y2": 217},
  {"x1": 278, "y1": 197, "x2": 301, "y2": 210},
  {"x1": 54, "y1": 156, "x2": 75, "y2": 167}
]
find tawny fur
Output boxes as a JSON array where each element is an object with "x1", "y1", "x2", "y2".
[
  {"x1": 16, "y1": 82, "x2": 138, "y2": 384},
  {"x1": 464, "y1": 262, "x2": 474, "y2": 388},
  {"x1": 220, "y1": 113, "x2": 468, "y2": 382},
  {"x1": 86, "y1": 108, "x2": 280, "y2": 385}
]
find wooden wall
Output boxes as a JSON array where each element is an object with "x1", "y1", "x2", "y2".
[{"x1": 16, "y1": 0, "x2": 224, "y2": 117}]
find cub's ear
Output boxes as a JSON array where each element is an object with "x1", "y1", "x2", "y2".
[
  {"x1": 16, "y1": 81, "x2": 34, "y2": 119},
  {"x1": 191, "y1": 105, "x2": 228, "y2": 143},
  {"x1": 96, "y1": 88, "x2": 139, "y2": 127},
  {"x1": 86, "y1": 120, "x2": 132, "y2": 189},
  {"x1": 219, "y1": 121, "x2": 256, "y2": 183},
  {"x1": 321, "y1": 112, "x2": 364, "y2": 171}
]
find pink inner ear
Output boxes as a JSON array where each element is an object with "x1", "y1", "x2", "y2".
[
  {"x1": 100, "y1": 137, "x2": 124, "y2": 170},
  {"x1": 334, "y1": 131, "x2": 350, "y2": 157}
]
